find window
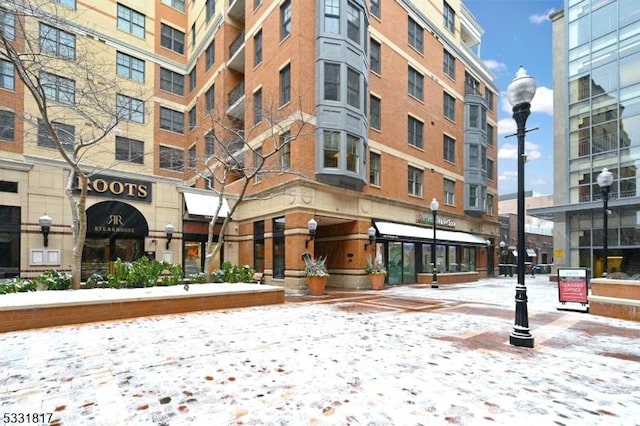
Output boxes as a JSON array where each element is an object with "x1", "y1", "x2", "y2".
[
  {"x1": 408, "y1": 66, "x2": 423, "y2": 100},
  {"x1": 205, "y1": 130, "x2": 215, "y2": 158},
  {"x1": 485, "y1": 89, "x2": 494, "y2": 111},
  {"x1": 116, "y1": 52, "x2": 145, "y2": 82},
  {"x1": 487, "y1": 158, "x2": 494, "y2": 180},
  {"x1": 486, "y1": 193, "x2": 494, "y2": 215},
  {"x1": 468, "y1": 105, "x2": 479, "y2": 128},
  {"x1": 159, "y1": 146, "x2": 184, "y2": 171},
  {"x1": 443, "y1": 49, "x2": 455, "y2": 78},
  {"x1": 160, "y1": 68, "x2": 185, "y2": 95},
  {"x1": 280, "y1": 0, "x2": 291, "y2": 40},
  {"x1": 254, "y1": 0, "x2": 262, "y2": 9},
  {"x1": 443, "y1": 135, "x2": 455, "y2": 163},
  {"x1": 205, "y1": 40, "x2": 215, "y2": 70},
  {"x1": 370, "y1": 38, "x2": 381, "y2": 74},
  {"x1": 117, "y1": 4, "x2": 145, "y2": 38},
  {"x1": 55, "y1": 0, "x2": 76, "y2": 10},
  {"x1": 254, "y1": 30, "x2": 262, "y2": 66},
  {"x1": 324, "y1": 0, "x2": 339, "y2": 34},
  {"x1": 370, "y1": 95, "x2": 381, "y2": 130},
  {"x1": 408, "y1": 17, "x2": 423, "y2": 53},
  {"x1": 189, "y1": 145, "x2": 196, "y2": 168},
  {"x1": 280, "y1": 64, "x2": 291, "y2": 106},
  {"x1": 40, "y1": 23, "x2": 75, "y2": 59},
  {"x1": 160, "y1": 107, "x2": 184, "y2": 133},
  {"x1": 162, "y1": 0, "x2": 185, "y2": 12},
  {"x1": 254, "y1": 220, "x2": 265, "y2": 273},
  {"x1": 444, "y1": 92, "x2": 455, "y2": 120},
  {"x1": 469, "y1": 144, "x2": 479, "y2": 167},
  {"x1": 444, "y1": 178, "x2": 455, "y2": 205},
  {"x1": 487, "y1": 123, "x2": 494, "y2": 146},
  {"x1": 1, "y1": 9, "x2": 16, "y2": 41},
  {"x1": 369, "y1": 151, "x2": 380, "y2": 186},
  {"x1": 115, "y1": 136, "x2": 144, "y2": 164},
  {"x1": 324, "y1": 62, "x2": 340, "y2": 101},
  {"x1": 205, "y1": 0, "x2": 215, "y2": 21},
  {"x1": 408, "y1": 166, "x2": 423, "y2": 197},
  {"x1": 205, "y1": 85, "x2": 214, "y2": 111},
  {"x1": 280, "y1": 131, "x2": 291, "y2": 170},
  {"x1": 443, "y1": 1, "x2": 455, "y2": 33},
  {"x1": 40, "y1": 72, "x2": 75, "y2": 105},
  {"x1": 370, "y1": 0, "x2": 380, "y2": 19},
  {"x1": 469, "y1": 184, "x2": 478, "y2": 208},
  {"x1": 347, "y1": 67, "x2": 360, "y2": 109},
  {"x1": 465, "y1": 72, "x2": 480, "y2": 95},
  {"x1": 161, "y1": 23, "x2": 185, "y2": 54},
  {"x1": 0, "y1": 110, "x2": 14, "y2": 141},
  {"x1": 346, "y1": 2, "x2": 360, "y2": 44},
  {"x1": 188, "y1": 107, "x2": 196, "y2": 131},
  {"x1": 323, "y1": 130, "x2": 339, "y2": 168},
  {"x1": 408, "y1": 116, "x2": 423, "y2": 148},
  {"x1": 273, "y1": 217, "x2": 285, "y2": 279},
  {"x1": 0, "y1": 60, "x2": 14, "y2": 90},
  {"x1": 189, "y1": 68, "x2": 196, "y2": 92},
  {"x1": 191, "y1": 23, "x2": 195, "y2": 47},
  {"x1": 37, "y1": 119, "x2": 74, "y2": 151},
  {"x1": 253, "y1": 89, "x2": 263, "y2": 124},
  {"x1": 116, "y1": 94, "x2": 144, "y2": 123},
  {"x1": 254, "y1": 146, "x2": 262, "y2": 183},
  {"x1": 346, "y1": 134, "x2": 360, "y2": 173}
]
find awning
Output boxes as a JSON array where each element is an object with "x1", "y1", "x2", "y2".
[
  {"x1": 374, "y1": 221, "x2": 488, "y2": 245},
  {"x1": 526, "y1": 248, "x2": 537, "y2": 257},
  {"x1": 183, "y1": 192, "x2": 230, "y2": 217}
]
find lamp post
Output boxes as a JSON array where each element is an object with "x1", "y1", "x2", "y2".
[
  {"x1": 39, "y1": 213, "x2": 52, "y2": 247},
  {"x1": 430, "y1": 198, "x2": 439, "y2": 289},
  {"x1": 597, "y1": 167, "x2": 613, "y2": 277},
  {"x1": 506, "y1": 66, "x2": 536, "y2": 348},
  {"x1": 499, "y1": 241, "x2": 506, "y2": 277}
]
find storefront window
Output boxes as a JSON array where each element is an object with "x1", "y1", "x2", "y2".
[{"x1": 254, "y1": 220, "x2": 265, "y2": 272}]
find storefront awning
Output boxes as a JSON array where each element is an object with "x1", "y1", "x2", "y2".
[
  {"x1": 183, "y1": 192, "x2": 230, "y2": 218},
  {"x1": 374, "y1": 221, "x2": 488, "y2": 245},
  {"x1": 526, "y1": 249, "x2": 537, "y2": 257}
]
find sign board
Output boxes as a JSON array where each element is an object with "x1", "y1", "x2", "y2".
[{"x1": 557, "y1": 268, "x2": 589, "y2": 306}]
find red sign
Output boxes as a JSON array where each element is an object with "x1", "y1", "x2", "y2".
[{"x1": 557, "y1": 268, "x2": 589, "y2": 304}]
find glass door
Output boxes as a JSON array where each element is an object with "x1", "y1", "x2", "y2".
[{"x1": 387, "y1": 242, "x2": 416, "y2": 284}]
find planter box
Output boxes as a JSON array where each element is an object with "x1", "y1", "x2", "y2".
[
  {"x1": 589, "y1": 279, "x2": 640, "y2": 322},
  {"x1": 416, "y1": 272, "x2": 479, "y2": 285}
]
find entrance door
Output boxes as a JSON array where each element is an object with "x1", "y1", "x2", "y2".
[
  {"x1": 82, "y1": 237, "x2": 143, "y2": 280},
  {"x1": 387, "y1": 242, "x2": 416, "y2": 284}
]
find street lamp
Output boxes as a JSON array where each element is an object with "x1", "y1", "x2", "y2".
[
  {"x1": 597, "y1": 167, "x2": 613, "y2": 277},
  {"x1": 499, "y1": 241, "x2": 506, "y2": 277},
  {"x1": 39, "y1": 213, "x2": 52, "y2": 247},
  {"x1": 430, "y1": 198, "x2": 439, "y2": 289},
  {"x1": 506, "y1": 66, "x2": 536, "y2": 348}
]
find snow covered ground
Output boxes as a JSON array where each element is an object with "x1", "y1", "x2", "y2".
[{"x1": 1, "y1": 275, "x2": 639, "y2": 425}]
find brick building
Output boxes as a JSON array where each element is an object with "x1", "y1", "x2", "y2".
[{"x1": 0, "y1": 0, "x2": 500, "y2": 292}]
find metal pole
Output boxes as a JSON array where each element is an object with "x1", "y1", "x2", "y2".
[
  {"x1": 431, "y1": 209, "x2": 438, "y2": 288},
  {"x1": 603, "y1": 187, "x2": 609, "y2": 277}
]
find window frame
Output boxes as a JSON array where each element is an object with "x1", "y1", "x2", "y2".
[
  {"x1": 40, "y1": 71, "x2": 75, "y2": 105},
  {"x1": 370, "y1": 0, "x2": 380, "y2": 19},
  {"x1": 280, "y1": 131, "x2": 291, "y2": 170},
  {"x1": 0, "y1": 59, "x2": 15, "y2": 90},
  {"x1": 408, "y1": 17, "x2": 423, "y2": 53},
  {"x1": 370, "y1": 95, "x2": 381, "y2": 130},
  {"x1": 116, "y1": 51, "x2": 145, "y2": 83},
  {"x1": 323, "y1": 130, "x2": 340, "y2": 168},
  {"x1": 115, "y1": 135, "x2": 144, "y2": 164},
  {"x1": 408, "y1": 66, "x2": 424, "y2": 101},
  {"x1": 370, "y1": 38, "x2": 381, "y2": 74},
  {"x1": 37, "y1": 119, "x2": 75, "y2": 151},
  {"x1": 116, "y1": 93, "x2": 145, "y2": 123},
  {"x1": 117, "y1": 4, "x2": 145, "y2": 39},
  {"x1": 280, "y1": 63, "x2": 291, "y2": 106},
  {"x1": 280, "y1": 0, "x2": 291, "y2": 40},
  {"x1": 443, "y1": 92, "x2": 455, "y2": 120},
  {"x1": 408, "y1": 116, "x2": 424, "y2": 149},
  {"x1": 443, "y1": 134, "x2": 455, "y2": 163},
  {"x1": 160, "y1": 67, "x2": 185, "y2": 96},
  {"x1": 39, "y1": 23, "x2": 76, "y2": 60},
  {"x1": 346, "y1": 2, "x2": 361, "y2": 44},
  {"x1": 443, "y1": 49, "x2": 455, "y2": 78},
  {"x1": 369, "y1": 151, "x2": 381, "y2": 186},
  {"x1": 324, "y1": 0, "x2": 340, "y2": 34},
  {"x1": 205, "y1": 40, "x2": 215, "y2": 70},
  {"x1": 160, "y1": 23, "x2": 185, "y2": 54},
  {"x1": 324, "y1": 62, "x2": 340, "y2": 101},
  {"x1": 347, "y1": 67, "x2": 360, "y2": 109},
  {"x1": 408, "y1": 166, "x2": 423, "y2": 197},
  {"x1": 444, "y1": 178, "x2": 455, "y2": 205},
  {"x1": 159, "y1": 106, "x2": 185, "y2": 134},
  {"x1": 0, "y1": 109, "x2": 15, "y2": 141},
  {"x1": 254, "y1": 30, "x2": 263, "y2": 67},
  {"x1": 443, "y1": 1, "x2": 455, "y2": 33},
  {"x1": 253, "y1": 88, "x2": 263, "y2": 124},
  {"x1": 161, "y1": 0, "x2": 185, "y2": 12},
  {"x1": 159, "y1": 145, "x2": 184, "y2": 171}
]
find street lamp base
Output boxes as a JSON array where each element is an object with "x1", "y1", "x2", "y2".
[
  {"x1": 431, "y1": 283, "x2": 439, "y2": 288},
  {"x1": 509, "y1": 332, "x2": 534, "y2": 348}
]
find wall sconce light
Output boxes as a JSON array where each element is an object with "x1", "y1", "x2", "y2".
[
  {"x1": 305, "y1": 218, "x2": 317, "y2": 248},
  {"x1": 165, "y1": 223, "x2": 174, "y2": 250},
  {"x1": 364, "y1": 226, "x2": 376, "y2": 250},
  {"x1": 39, "y1": 213, "x2": 52, "y2": 247}
]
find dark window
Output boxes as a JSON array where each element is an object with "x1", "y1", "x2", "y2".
[
  {"x1": 205, "y1": 85, "x2": 214, "y2": 111},
  {"x1": 408, "y1": 66, "x2": 423, "y2": 100},
  {"x1": 40, "y1": 71, "x2": 75, "y2": 105},
  {"x1": 408, "y1": 116, "x2": 423, "y2": 148},
  {"x1": 444, "y1": 178, "x2": 455, "y2": 204},
  {"x1": 443, "y1": 134, "x2": 455, "y2": 163},
  {"x1": 253, "y1": 88, "x2": 262, "y2": 124},
  {"x1": 444, "y1": 92, "x2": 455, "y2": 120},
  {"x1": 280, "y1": 131, "x2": 291, "y2": 170},
  {"x1": 205, "y1": 0, "x2": 215, "y2": 21},
  {"x1": 272, "y1": 217, "x2": 285, "y2": 278},
  {"x1": 487, "y1": 124, "x2": 494, "y2": 146},
  {"x1": 280, "y1": 0, "x2": 291, "y2": 40},
  {"x1": 324, "y1": 0, "x2": 339, "y2": 34},
  {"x1": 487, "y1": 158, "x2": 494, "y2": 180},
  {"x1": 161, "y1": 23, "x2": 185, "y2": 54},
  {"x1": 0, "y1": 9, "x2": 16, "y2": 41},
  {"x1": 0, "y1": 59, "x2": 14, "y2": 90},
  {"x1": 324, "y1": 62, "x2": 340, "y2": 101},
  {"x1": 346, "y1": 2, "x2": 360, "y2": 43},
  {"x1": 254, "y1": 30, "x2": 262, "y2": 66},
  {"x1": 369, "y1": 151, "x2": 381, "y2": 186},
  {"x1": 370, "y1": 0, "x2": 380, "y2": 19},
  {"x1": 159, "y1": 145, "x2": 184, "y2": 171},
  {"x1": 115, "y1": 136, "x2": 144, "y2": 164},
  {"x1": 116, "y1": 94, "x2": 145, "y2": 123},
  {"x1": 280, "y1": 63, "x2": 291, "y2": 106},
  {"x1": 205, "y1": 131, "x2": 215, "y2": 158},
  {"x1": 160, "y1": 107, "x2": 184, "y2": 133},
  {"x1": 189, "y1": 145, "x2": 196, "y2": 168},
  {"x1": 408, "y1": 166, "x2": 423, "y2": 196},
  {"x1": 408, "y1": 17, "x2": 423, "y2": 53},
  {"x1": 444, "y1": 1, "x2": 455, "y2": 33},
  {"x1": 188, "y1": 107, "x2": 196, "y2": 131},
  {"x1": 160, "y1": 68, "x2": 185, "y2": 95},
  {"x1": 485, "y1": 89, "x2": 495, "y2": 111},
  {"x1": 205, "y1": 40, "x2": 215, "y2": 70},
  {"x1": 254, "y1": 220, "x2": 265, "y2": 273},
  {"x1": 347, "y1": 67, "x2": 360, "y2": 108},
  {"x1": 370, "y1": 95, "x2": 381, "y2": 130},
  {"x1": 370, "y1": 38, "x2": 381, "y2": 74},
  {"x1": 37, "y1": 119, "x2": 74, "y2": 151},
  {"x1": 0, "y1": 110, "x2": 14, "y2": 141},
  {"x1": 189, "y1": 68, "x2": 196, "y2": 92},
  {"x1": 443, "y1": 49, "x2": 455, "y2": 78}
]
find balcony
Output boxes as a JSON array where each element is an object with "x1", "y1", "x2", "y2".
[
  {"x1": 227, "y1": 81, "x2": 245, "y2": 120},
  {"x1": 228, "y1": 0, "x2": 245, "y2": 22},
  {"x1": 228, "y1": 31, "x2": 246, "y2": 73}
]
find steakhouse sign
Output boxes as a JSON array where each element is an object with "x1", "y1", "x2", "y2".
[{"x1": 72, "y1": 173, "x2": 152, "y2": 203}]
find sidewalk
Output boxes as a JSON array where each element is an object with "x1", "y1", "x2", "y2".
[{"x1": 1, "y1": 276, "x2": 639, "y2": 425}]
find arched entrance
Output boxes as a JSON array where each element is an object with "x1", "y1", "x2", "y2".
[{"x1": 82, "y1": 201, "x2": 149, "y2": 280}]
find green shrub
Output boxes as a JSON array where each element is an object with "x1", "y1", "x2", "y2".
[
  {"x1": 212, "y1": 261, "x2": 255, "y2": 283},
  {"x1": 187, "y1": 272, "x2": 207, "y2": 283},
  {"x1": 106, "y1": 256, "x2": 183, "y2": 288},
  {"x1": 0, "y1": 277, "x2": 37, "y2": 294},
  {"x1": 35, "y1": 270, "x2": 72, "y2": 291}
]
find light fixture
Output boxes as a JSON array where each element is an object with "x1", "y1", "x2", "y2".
[
  {"x1": 499, "y1": 241, "x2": 507, "y2": 277},
  {"x1": 430, "y1": 198, "x2": 439, "y2": 289},
  {"x1": 39, "y1": 213, "x2": 52, "y2": 247},
  {"x1": 506, "y1": 65, "x2": 537, "y2": 348},
  {"x1": 165, "y1": 223, "x2": 174, "y2": 250},
  {"x1": 597, "y1": 167, "x2": 614, "y2": 277},
  {"x1": 364, "y1": 225, "x2": 376, "y2": 250},
  {"x1": 305, "y1": 218, "x2": 317, "y2": 248}
]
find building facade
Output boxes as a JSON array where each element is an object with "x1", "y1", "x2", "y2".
[
  {"x1": 0, "y1": 0, "x2": 500, "y2": 292},
  {"x1": 531, "y1": 1, "x2": 640, "y2": 278}
]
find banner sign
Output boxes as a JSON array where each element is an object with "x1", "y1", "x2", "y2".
[{"x1": 557, "y1": 268, "x2": 589, "y2": 305}]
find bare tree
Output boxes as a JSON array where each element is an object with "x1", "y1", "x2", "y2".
[
  {"x1": 191, "y1": 95, "x2": 314, "y2": 279},
  {"x1": 1, "y1": 1, "x2": 148, "y2": 288}
]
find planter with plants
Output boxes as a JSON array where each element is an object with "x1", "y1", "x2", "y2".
[
  {"x1": 303, "y1": 253, "x2": 329, "y2": 296},
  {"x1": 365, "y1": 254, "x2": 387, "y2": 290}
]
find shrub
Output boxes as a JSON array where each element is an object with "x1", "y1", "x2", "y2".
[
  {"x1": 106, "y1": 256, "x2": 183, "y2": 288},
  {"x1": 212, "y1": 261, "x2": 255, "y2": 283},
  {"x1": 187, "y1": 272, "x2": 207, "y2": 283},
  {"x1": 35, "y1": 270, "x2": 72, "y2": 291},
  {"x1": 0, "y1": 277, "x2": 37, "y2": 294}
]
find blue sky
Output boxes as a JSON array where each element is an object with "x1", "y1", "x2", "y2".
[{"x1": 464, "y1": 0, "x2": 564, "y2": 195}]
